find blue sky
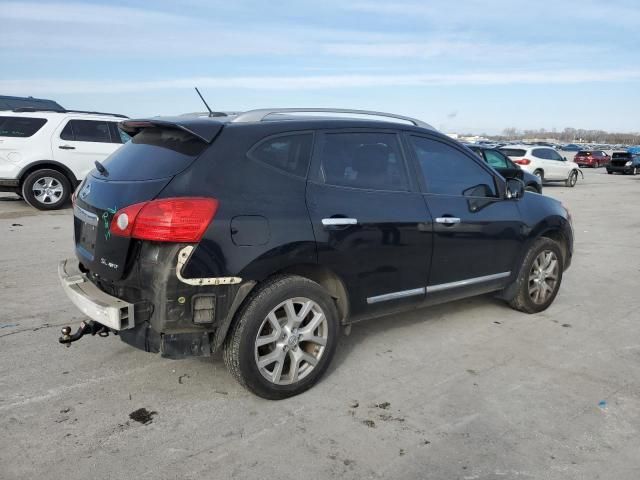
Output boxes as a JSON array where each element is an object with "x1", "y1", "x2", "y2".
[{"x1": 1, "y1": 0, "x2": 638, "y2": 134}]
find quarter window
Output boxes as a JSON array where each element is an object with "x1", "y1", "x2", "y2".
[
  {"x1": 248, "y1": 133, "x2": 313, "y2": 177},
  {"x1": 410, "y1": 136, "x2": 497, "y2": 197},
  {"x1": 0, "y1": 116, "x2": 47, "y2": 137},
  {"x1": 318, "y1": 132, "x2": 409, "y2": 191},
  {"x1": 59, "y1": 120, "x2": 112, "y2": 143}
]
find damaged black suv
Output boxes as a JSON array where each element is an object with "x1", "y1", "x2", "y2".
[{"x1": 59, "y1": 108, "x2": 573, "y2": 399}]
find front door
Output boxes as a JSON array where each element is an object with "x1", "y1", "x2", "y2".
[
  {"x1": 306, "y1": 130, "x2": 433, "y2": 319},
  {"x1": 405, "y1": 134, "x2": 524, "y2": 300}
]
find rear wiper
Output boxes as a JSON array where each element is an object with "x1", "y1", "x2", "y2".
[{"x1": 94, "y1": 160, "x2": 109, "y2": 177}]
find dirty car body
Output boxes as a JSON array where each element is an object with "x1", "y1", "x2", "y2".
[{"x1": 59, "y1": 109, "x2": 574, "y2": 398}]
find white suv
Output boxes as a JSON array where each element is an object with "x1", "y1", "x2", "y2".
[
  {"x1": 499, "y1": 145, "x2": 581, "y2": 187},
  {"x1": 0, "y1": 109, "x2": 129, "y2": 209}
]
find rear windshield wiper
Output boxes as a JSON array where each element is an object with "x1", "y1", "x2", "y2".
[{"x1": 94, "y1": 160, "x2": 109, "y2": 177}]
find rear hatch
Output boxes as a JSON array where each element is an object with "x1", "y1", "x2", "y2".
[
  {"x1": 611, "y1": 152, "x2": 631, "y2": 167},
  {"x1": 574, "y1": 151, "x2": 592, "y2": 162},
  {"x1": 73, "y1": 123, "x2": 219, "y2": 281}
]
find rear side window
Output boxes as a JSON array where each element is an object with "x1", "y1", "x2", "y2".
[
  {"x1": 532, "y1": 148, "x2": 551, "y2": 159},
  {"x1": 500, "y1": 148, "x2": 526, "y2": 157},
  {"x1": 0, "y1": 116, "x2": 47, "y2": 137},
  {"x1": 60, "y1": 120, "x2": 112, "y2": 143},
  {"x1": 318, "y1": 132, "x2": 409, "y2": 191},
  {"x1": 248, "y1": 133, "x2": 313, "y2": 177},
  {"x1": 99, "y1": 127, "x2": 208, "y2": 181},
  {"x1": 410, "y1": 136, "x2": 497, "y2": 198},
  {"x1": 483, "y1": 149, "x2": 510, "y2": 168}
]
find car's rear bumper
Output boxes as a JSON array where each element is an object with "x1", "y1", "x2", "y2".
[{"x1": 58, "y1": 259, "x2": 135, "y2": 330}]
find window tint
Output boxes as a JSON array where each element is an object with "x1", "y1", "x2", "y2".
[
  {"x1": 318, "y1": 132, "x2": 408, "y2": 191},
  {"x1": 500, "y1": 148, "x2": 526, "y2": 157},
  {"x1": 0, "y1": 116, "x2": 47, "y2": 137},
  {"x1": 60, "y1": 120, "x2": 112, "y2": 143},
  {"x1": 118, "y1": 129, "x2": 131, "y2": 144},
  {"x1": 612, "y1": 152, "x2": 630, "y2": 159},
  {"x1": 484, "y1": 149, "x2": 510, "y2": 168},
  {"x1": 547, "y1": 149, "x2": 564, "y2": 161},
  {"x1": 532, "y1": 148, "x2": 550, "y2": 159},
  {"x1": 249, "y1": 133, "x2": 313, "y2": 177},
  {"x1": 410, "y1": 136, "x2": 497, "y2": 197}
]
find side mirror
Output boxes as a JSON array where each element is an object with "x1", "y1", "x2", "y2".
[{"x1": 505, "y1": 178, "x2": 525, "y2": 199}]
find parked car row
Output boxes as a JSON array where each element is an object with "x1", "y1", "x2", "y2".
[{"x1": 498, "y1": 145, "x2": 581, "y2": 187}]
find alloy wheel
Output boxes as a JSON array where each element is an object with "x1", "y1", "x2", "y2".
[
  {"x1": 32, "y1": 176, "x2": 64, "y2": 205},
  {"x1": 254, "y1": 297, "x2": 328, "y2": 385},
  {"x1": 528, "y1": 250, "x2": 559, "y2": 305}
]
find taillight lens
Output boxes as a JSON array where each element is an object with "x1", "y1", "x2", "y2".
[
  {"x1": 514, "y1": 158, "x2": 531, "y2": 165},
  {"x1": 110, "y1": 197, "x2": 218, "y2": 242}
]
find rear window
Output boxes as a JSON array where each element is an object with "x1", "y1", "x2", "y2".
[
  {"x1": 612, "y1": 152, "x2": 631, "y2": 159},
  {"x1": 98, "y1": 127, "x2": 208, "y2": 181},
  {"x1": 576, "y1": 151, "x2": 592, "y2": 156},
  {"x1": 500, "y1": 148, "x2": 526, "y2": 157},
  {"x1": 0, "y1": 116, "x2": 47, "y2": 137}
]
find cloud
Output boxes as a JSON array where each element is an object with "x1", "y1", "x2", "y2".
[{"x1": 2, "y1": 69, "x2": 639, "y2": 95}]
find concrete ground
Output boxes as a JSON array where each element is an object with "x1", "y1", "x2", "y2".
[{"x1": 1, "y1": 167, "x2": 639, "y2": 480}]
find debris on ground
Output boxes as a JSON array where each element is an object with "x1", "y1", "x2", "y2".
[{"x1": 129, "y1": 408, "x2": 157, "y2": 425}]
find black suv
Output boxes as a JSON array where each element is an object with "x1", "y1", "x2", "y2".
[
  {"x1": 607, "y1": 152, "x2": 640, "y2": 175},
  {"x1": 59, "y1": 109, "x2": 573, "y2": 399},
  {"x1": 465, "y1": 144, "x2": 542, "y2": 193}
]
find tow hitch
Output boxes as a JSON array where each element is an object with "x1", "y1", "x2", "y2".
[{"x1": 58, "y1": 320, "x2": 116, "y2": 346}]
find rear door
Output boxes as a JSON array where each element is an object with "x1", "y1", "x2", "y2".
[
  {"x1": 306, "y1": 129, "x2": 433, "y2": 319},
  {"x1": 405, "y1": 134, "x2": 523, "y2": 299},
  {"x1": 52, "y1": 118, "x2": 123, "y2": 180}
]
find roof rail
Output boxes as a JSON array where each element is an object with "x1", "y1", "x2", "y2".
[
  {"x1": 12, "y1": 107, "x2": 128, "y2": 119},
  {"x1": 231, "y1": 108, "x2": 434, "y2": 130}
]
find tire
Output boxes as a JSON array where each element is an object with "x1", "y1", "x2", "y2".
[
  {"x1": 565, "y1": 170, "x2": 578, "y2": 187},
  {"x1": 21, "y1": 169, "x2": 70, "y2": 210},
  {"x1": 607, "y1": 170, "x2": 613, "y2": 175},
  {"x1": 633, "y1": 167, "x2": 639, "y2": 176},
  {"x1": 533, "y1": 170, "x2": 544, "y2": 183},
  {"x1": 223, "y1": 275, "x2": 339, "y2": 399},
  {"x1": 525, "y1": 185, "x2": 539, "y2": 193},
  {"x1": 506, "y1": 237, "x2": 564, "y2": 314}
]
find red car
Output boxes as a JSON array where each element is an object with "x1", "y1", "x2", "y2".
[{"x1": 574, "y1": 150, "x2": 610, "y2": 168}]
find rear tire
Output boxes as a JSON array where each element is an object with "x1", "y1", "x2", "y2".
[
  {"x1": 506, "y1": 237, "x2": 564, "y2": 314},
  {"x1": 223, "y1": 275, "x2": 339, "y2": 399},
  {"x1": 533, "y1": 170, "x2": 544, "y2": 183},
  {"x1": 21, "y1": 169, "x2": 70, "y2": 210}
]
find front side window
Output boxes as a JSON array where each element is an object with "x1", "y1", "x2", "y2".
[
  {"x1": 410, "y1": 136, "x2": 497, "y2": 197},
  {"x1": 59, "y1": 120, "x2": 112, "y2": 143},
  {"x1": 0, "y1": 116, "x2": 47, "y2": 137},
  {"x1": 248, "y1": 133, "x2": 313, "y2": 177},
  {"x1": 547, "y1": 149, "x2": 564, "y2": 161},
  {"x1": 318, "y1": 132, "x2": 409, "y2": 191}
]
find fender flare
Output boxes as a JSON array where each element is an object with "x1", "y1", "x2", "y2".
[{"x1": 18, "y1": 160, "x2": 79, "y2": 187}]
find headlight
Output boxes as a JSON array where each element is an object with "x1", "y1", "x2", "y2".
[{"x1": 625, "y1": 161, "x2": 632, "y2": 166}]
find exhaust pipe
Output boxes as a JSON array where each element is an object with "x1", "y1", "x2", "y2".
[{"x1": 59, "y1": 320, "x2": 115, "y2": 346}]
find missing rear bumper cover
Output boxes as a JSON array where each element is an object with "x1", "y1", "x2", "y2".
[{"x1": 176, "y1": 246, "x2": 242, "y2": 286}]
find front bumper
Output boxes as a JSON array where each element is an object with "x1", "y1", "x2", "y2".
[
  {"x1": 607, "y1": 165, "x2": 633, "y2": 173},
  {"x1": 58, "y1": 259, "x2": 135, "y2": 330}
]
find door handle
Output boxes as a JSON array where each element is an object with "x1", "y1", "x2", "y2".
[
  {"x1": 59, "y1": 145, "x2": 75, "y2": 150},
  {"x1": 322, "y1": 218, "x2": 358, "y2": 227},
  {"x1": 435, "y1": 217, "x2": 461, "y2": 225}
]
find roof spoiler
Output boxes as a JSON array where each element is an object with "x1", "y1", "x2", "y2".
[{"x1": 119, "y1": 117, "x2": 225, "y2": 143}]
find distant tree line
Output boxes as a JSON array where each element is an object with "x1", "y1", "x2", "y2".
[{"x1": 485, "y1": 127, "x2": 640, "y2": 145}]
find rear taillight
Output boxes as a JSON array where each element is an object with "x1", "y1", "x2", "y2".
[
  {"x1": 110, "y1": 197, "x2": 218, "y2": 242},
  {"x1": 514, "y1": 158, "x2": 531, "y2": 165}
]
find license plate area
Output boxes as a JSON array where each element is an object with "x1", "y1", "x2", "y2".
[{"x1": 74, "y1": 205, "x2": 99, "y2": 259}]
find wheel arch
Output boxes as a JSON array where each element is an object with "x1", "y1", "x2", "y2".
[{"x1": 18, "y1": 160, "x2": 79, "y2": 189}]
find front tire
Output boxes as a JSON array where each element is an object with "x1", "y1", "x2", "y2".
[
  {"x1": 21, "y1": 169, "x2": 70, "y2": 210},
  {"x1": 507, "y1": 237, "x2": 564, "y2": 314},
  {"x1": 223, "y1": 275, "x2": 339, "y2": 399},
  {"x1": 565, "y1": 170, "x2": 578, "y2": 187}
]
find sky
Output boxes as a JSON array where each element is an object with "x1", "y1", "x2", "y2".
[{"x1": 1, "y1": 0, "x2": 639, "y2": 134}]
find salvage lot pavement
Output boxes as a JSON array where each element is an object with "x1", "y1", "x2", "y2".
[{"x1": 1, "y1": 169, "x2": 639, "y2": 480}]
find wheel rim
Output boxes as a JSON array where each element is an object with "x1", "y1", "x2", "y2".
[
  {"x1": 254, "y1": 297, "x2": 328, "y2": 385},
  {"x1": 528, "y1": 250, "x2": 559, "y2": 305},
  {"x1": 569, "y1": 172, "x2": 577, "y2": 186},
  {"x1": 32, "y1": 176, "x2": 64, "y2": 204}
]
